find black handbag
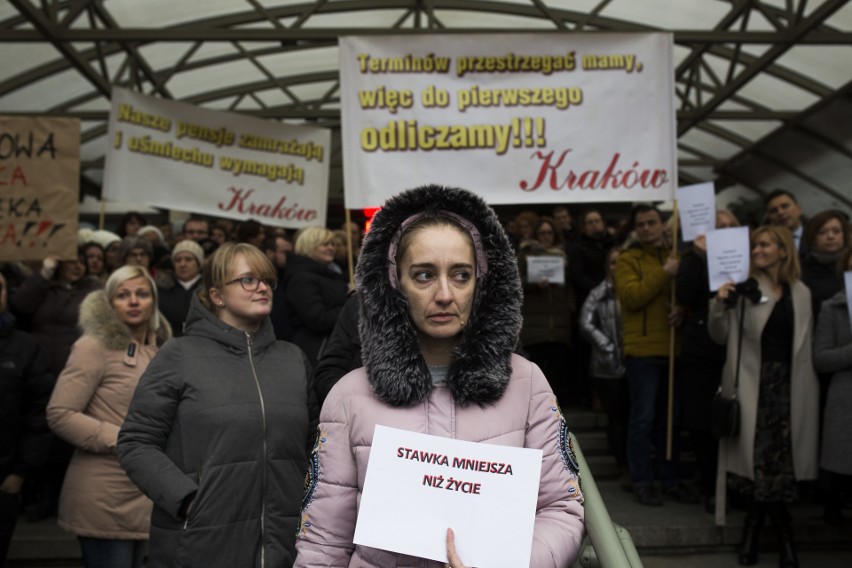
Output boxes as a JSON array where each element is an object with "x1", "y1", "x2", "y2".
[
  {"x1": 711, "y1": 391, "x2": 740, "y2": 439},
  {"x1": 711, "y1": 299, "x2": 746, "y2": 439}
]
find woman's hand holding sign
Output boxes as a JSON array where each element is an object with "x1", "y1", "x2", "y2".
[{"x1": 445, "y1": 528, "x2": 469, "y2": 568}]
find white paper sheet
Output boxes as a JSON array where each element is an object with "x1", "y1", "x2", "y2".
[
  {"x1": 353, "y1": 425, "x2": 543, "y2": 568},
  {"x1": 676, "y1": 182, "x2": 716, "y2": 242},
  {"x1": 706, "y1": 227, "x2": 751, "y2": 291},
  {"x1": 526, "y1": 255, "x2": 565, "y2": 285}
]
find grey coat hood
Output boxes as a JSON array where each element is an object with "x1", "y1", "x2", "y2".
[
  {"x1": 78, "y1": 289, "x2": 172, "y2": 351},
  {"x1": 355, "y1": 184, "x2": 522, "y2": 408},
  {"x1": 183, "y1": 293, "x2": 277, "y2": 354}
]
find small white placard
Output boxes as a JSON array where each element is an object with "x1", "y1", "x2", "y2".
[
  {"x1": 353, "y1": 425, "x2": 543, "y2": 568},
  {"x1": 706, "y1": 227, "x2": 751, "y2": 292},
  {"x1": 526, "y1": 256, "x2": 565, "y2": 285},
  {"x1": 845, "y1": 271, "x2": 852, "y2": 334},
  {"x1": 676, "y1": 182, "x2": 716, "y2": 242}
]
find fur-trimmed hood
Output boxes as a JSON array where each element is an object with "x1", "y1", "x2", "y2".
[
  {"x1": 78, "y1": 289, "x2": 172, "y2": 352},
  {"x1": 355, "y1": 184, "x2": 522, "y2": 408}
]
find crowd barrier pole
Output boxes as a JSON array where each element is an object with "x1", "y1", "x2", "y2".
[
  {"x1": 665, "y1": 200, "x2": 679, "y2": 461},
  {"x1": 571, "y1": 433, "x2": 643, "y2": 568}
]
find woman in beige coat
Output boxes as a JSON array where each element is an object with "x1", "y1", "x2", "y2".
[
  {"x1": 47, "y1": 265, "x2": 171, "y2": 568},
  {"x1": 709, "y1": 226, "x2": 818, "y2": 568}
]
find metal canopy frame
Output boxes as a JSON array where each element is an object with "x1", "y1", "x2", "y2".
[{"x1": 2, "y1": 0, "x2": 850, "y2": 211}]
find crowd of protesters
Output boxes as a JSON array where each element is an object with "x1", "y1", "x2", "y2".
[{"x1": 1, "y1": 190, "x2": 850, "y2": 568}]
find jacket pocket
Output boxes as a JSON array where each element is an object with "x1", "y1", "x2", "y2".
[{"x1": 357, "y1": 545, "x2": 400, "y2": 567}]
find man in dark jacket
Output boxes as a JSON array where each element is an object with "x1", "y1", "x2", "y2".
[
  {"x1": 313, "y1": 293, "x2": 361, "y2": 406},
  {"x1": 570, "y1": 209, "x2": 616, "y2": 306},
  {"x1": 570, "y1": 209, "x2": 617, "y2": 407},
  {"x1": 263, "y1": 234, "x2": 296, "y2": 341},
  {"x1": 0, "y1": 273, "x2": 53, "y2": 566}
]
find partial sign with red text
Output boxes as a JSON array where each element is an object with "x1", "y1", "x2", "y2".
[{"x1": 0, "y1": 116, "x2": 79, "y2": 261}]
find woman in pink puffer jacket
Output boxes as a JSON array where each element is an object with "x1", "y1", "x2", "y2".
[{"x1": 295, "y1": 185, "x2": 585, "y2": 567}]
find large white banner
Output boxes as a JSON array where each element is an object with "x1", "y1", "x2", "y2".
[
  {"x1": 340, "y1": 33, "x2": 676, "y2": 209},
  {"x1": 103, "y1": 87, "x2": 331, "y2": 228}
]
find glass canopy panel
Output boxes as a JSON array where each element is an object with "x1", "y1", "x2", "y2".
[
  {"x1": 106, "y1": 0, "x2": 248, "y2": 28},
  {"x1": 0, "y1": 44, "x2": 63, "y2": 84},
  {"x1": 165, "y1": 59, "x2": 269, "y2": 99},
  {"x1": 300, "y1": 9, "x2": 411, "y2": 29},
  {"x1": 202, "y1": 96, "x2": 241, "y2": 110},
  {"x1": 764, "y1": 130, "x2": 852, "y2": 192},
  {"x1": 735, "y1": 67, "x2": 822, "y2": 110},
  {"x1": 432, "y1": 10, "x2": 557, "y2": 29},
  {"x1": 81, "y1": 133, "x2": 108, "y2": 163},
  {"x1": 824, "y1": 2, "x2": 852, "y2": 29},
  {"x1": 679, "y1": 166, "x2": 716, "y2": 180},
  {"x1": 72, "y1": 97, "x2": 112, "y2": 112},
  {"x1": 801, "y1": 99, "x2": 852, "y2": 149},
  {"x1": 254, "y1": 46, "x2": 340, "y2": 78},
  {"x1": 679, "y1": 128, "x2": 744, "y2": 160},
  {"x1": 709, "y1": 120, "x2": 784, "y2": 142},
  {"x1": 3, "y1": 68, "x2": 94, "y2": 112},
  {"x1": 773, "y1": 46, "x2": 852, "y2": 89},
  {"x1": 604, "y1": 0, "x2": 730, "y2": 30}
]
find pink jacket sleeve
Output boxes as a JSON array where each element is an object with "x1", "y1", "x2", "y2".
[
  {"x1": 294, "y1": 384, "x2": 359, "y2": 567},
  {"x1": 527, "y1": 365, "x2": 586, "y2": 567},
  {"x1": 47, "y1": 336, "x2": 119, "y2": 454}
]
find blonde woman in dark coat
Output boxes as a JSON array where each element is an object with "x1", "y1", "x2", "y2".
[
  {"x1": 118, "y1": 243, "x2": 317, "y2": 568},
  {"x1": 709, "y1": 226, "x2": 818, "y2": 568}
]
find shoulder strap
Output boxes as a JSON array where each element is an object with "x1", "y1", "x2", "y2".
[{"x1": 734, "y1": 299, "x2": 746, "y2": 392}]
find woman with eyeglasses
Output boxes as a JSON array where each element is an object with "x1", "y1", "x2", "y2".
[
  {"x1": 283, "y1": 226, "x2": 349, "y2": 366},
  {"x1": 518, "y1": 216, "x2": 575, "y2": 406},
  {"x1": 117, "y1": 243, "x2": 318, "y2": 568}
]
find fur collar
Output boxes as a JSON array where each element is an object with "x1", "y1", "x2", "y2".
[
  {"x1": 355, "y1": 184, "x2": 522, "y2": 408},
  {"x1": 78, "y1": 289, "x2": 172, "y2": 351}
]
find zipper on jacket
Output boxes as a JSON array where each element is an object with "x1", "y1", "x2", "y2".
[
  {"x1": 246, "y1": 332, "x2": 268, "y2": 568},
  {"x1": 182, "y1": 465, "x2": 201, "y2": 530}
]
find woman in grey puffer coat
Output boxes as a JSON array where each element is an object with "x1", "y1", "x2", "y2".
[
  {"x1": 579, "y1": 248, "x2": 628, "y2": 481},
  {"x1": 813, "y1": 247, "x2": 852, "y2": 526},
  {"x1": 118, "y1": 243, "x2": 318, "y2": 568}
]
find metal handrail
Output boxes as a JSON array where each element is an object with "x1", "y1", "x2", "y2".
[{"x1": 571, "y1": 433, "x2": 643, "y2": 568}]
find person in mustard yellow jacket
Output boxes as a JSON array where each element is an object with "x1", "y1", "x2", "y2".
[{"x1": 614, "y1": 204, "x2": 696, "y2": 507}]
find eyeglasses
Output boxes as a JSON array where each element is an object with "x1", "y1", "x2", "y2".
[{"x1": 224, "y1": 276, "x2": 278, "y2": 291}]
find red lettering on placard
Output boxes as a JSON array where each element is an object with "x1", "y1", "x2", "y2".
[
  {"x1": 218, "y1": 187, "x2": 318, "y2": 222},
  {"x1": 520, "y1": 150, "x2": 669, "y2": 192}
]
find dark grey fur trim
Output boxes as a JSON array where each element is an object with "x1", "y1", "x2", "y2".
[{"x1": 355, "y1": 185, "x2": 522, "y2": 408}]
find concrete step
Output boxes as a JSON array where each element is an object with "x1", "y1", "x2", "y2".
[
  {"x1": 596, "y1": 480, "x2": 852, "y2": 556},
  {"x1": 7, "y1": 516, "x2": 80, "y2": 566},
  {"x1": 572, "y1": 429, "x2": 610, "y2": 455},
  {"x1": 563, "y1": 407, "x2": 609, "y2": 432},
  {"x1": 642, "y1": 549, "x2": 852, "y2": 567}
]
